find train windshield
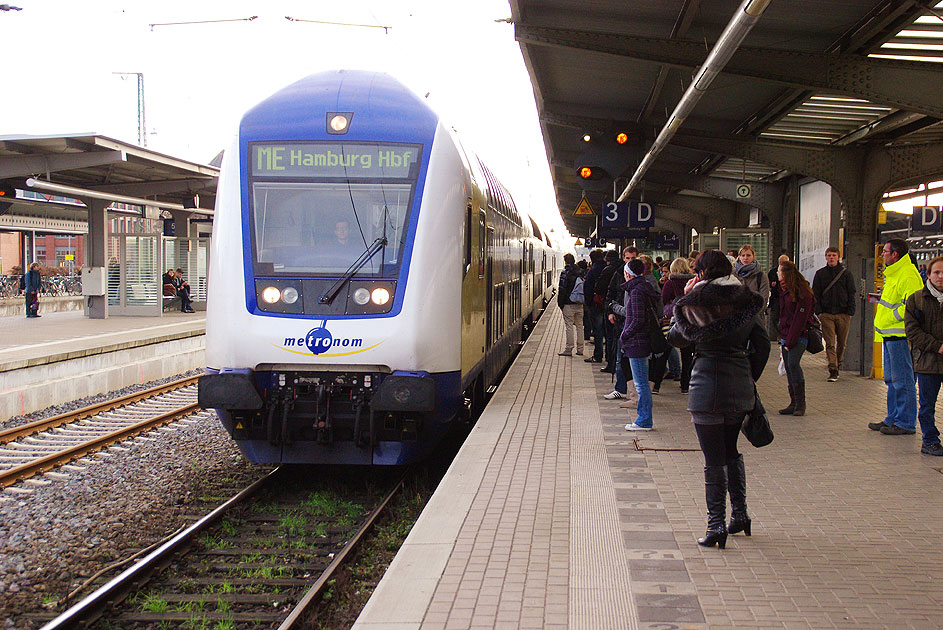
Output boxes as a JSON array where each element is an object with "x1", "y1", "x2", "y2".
[{"x1": 248, "y1": 142, "x2": 421, "y2": 277}]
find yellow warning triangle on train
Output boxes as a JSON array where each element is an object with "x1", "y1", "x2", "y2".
[
  {"x1": 573, "y1": 197, "x2": 595, "y2": 216},
  {"x1": 574, "y1": 238, "x2": 583, "y2": 246}
]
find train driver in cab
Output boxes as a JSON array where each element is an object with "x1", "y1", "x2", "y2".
[{"x1": 333, "y1": 219, "x2": 351, "y2": 248}]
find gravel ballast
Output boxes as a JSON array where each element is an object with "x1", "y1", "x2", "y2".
[{"x1": 0, "y1": 371, "x2": 264, "y2": 629}]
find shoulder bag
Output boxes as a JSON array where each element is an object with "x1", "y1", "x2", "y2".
[
  {"x1": 806, "y1": 312, "x2": 824, "y2": 354},
  {"x1": 742, "y1": 385, "x2": 774, "y2": 447},
  {"x1": 645, "y1": 295, "x2": 672, "y2": 355}
]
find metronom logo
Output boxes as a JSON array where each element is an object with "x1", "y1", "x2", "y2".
[{"x1": 277, "y1": 321, "x2": 381, "y2": 357}]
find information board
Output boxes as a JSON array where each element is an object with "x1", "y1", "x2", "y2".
[{"x1": 250, "y1": 142, "x2": 421, "y2": 179}]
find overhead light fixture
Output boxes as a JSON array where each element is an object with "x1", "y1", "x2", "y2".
[{"x1": 582, "y1": 134, "x2": 591, "y2": 142}]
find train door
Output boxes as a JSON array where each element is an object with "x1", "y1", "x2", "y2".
[{"x1": 485, "y1": 219, "x2": 494, "y2": 350}]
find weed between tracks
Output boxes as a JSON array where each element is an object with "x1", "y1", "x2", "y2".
[{"x1": 301, "y1": 467, "x2": 440, "y2": 629}]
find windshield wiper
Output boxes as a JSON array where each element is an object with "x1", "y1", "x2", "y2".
[{"x1": 319, "y1": 236, "x2": 389, "y2": 304}]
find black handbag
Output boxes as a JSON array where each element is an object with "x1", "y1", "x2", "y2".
[
  {"x1": 742, "y1": 386, "x2": 774, "y2": 447},
  {"x1": 645, "y1": 296, "x2": 672, "y2": 355},
  {"x1": 805, "y1": 313, "x2": 824, "y2": 354}
]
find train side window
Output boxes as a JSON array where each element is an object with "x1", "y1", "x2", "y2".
[
  {"x1": 464, "y1": 201, "x2": 472, "y2": 277},
  {"x1": 478, "y1": 211, "x2": 486, "y2": 279}
]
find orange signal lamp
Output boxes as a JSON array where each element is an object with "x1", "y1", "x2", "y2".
[
  {"x1": 615, "y1": 132, "x2": 629, "y2": 145},
  {"x1": 579, "y1": 167, "x2": 593, "y2": 179}
]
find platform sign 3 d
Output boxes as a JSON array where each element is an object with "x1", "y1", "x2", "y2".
[{"x1": 603, "y1": 201, "x2": 654, "y2": 228}]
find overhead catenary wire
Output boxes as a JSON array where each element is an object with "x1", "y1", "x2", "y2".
[{"x1": 284, "y1": 16, "x2": 391, "y2": 33}]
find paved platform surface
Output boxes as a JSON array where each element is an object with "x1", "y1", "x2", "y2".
[
  {"x1": 0, "y1": 310, "x2": 204, "y2": 372},
  {"x1": 355, "y1": 303, "x2": 943, "y2": 630}
]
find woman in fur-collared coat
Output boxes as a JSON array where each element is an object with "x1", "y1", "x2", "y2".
[{"x1": 668, "y1": 251, "x2": 768, "y2": 550}]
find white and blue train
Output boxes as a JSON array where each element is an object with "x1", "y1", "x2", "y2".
[{"x1": 199, "y1": 70, "x2": 563, "y2": 465}]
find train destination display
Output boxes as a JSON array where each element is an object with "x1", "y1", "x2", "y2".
[{"x1": 251, "y1": 142, "x2": 420, "y2": 179}]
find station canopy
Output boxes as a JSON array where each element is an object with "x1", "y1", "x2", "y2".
[
  {"x1": 0, "y1": 134, "x2": 219, "y2": 222},
  {"x1": 509, "y1": 0, "x2": 943, "y2": 236}
]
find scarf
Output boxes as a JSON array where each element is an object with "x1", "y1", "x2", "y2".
[
  {"x1": 694, "y1": 274, "x2": 742, "y2": 290},
  {"x1": 734, "y1": 260, "x2": 758, "y2": 279},
  {"x1": 927, "y1": 279, "x2": 943, "y2": 305}
]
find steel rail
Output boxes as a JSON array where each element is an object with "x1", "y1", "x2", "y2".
[
  {"x1": 0, "y1": 375, "x2": 199, "y2": 445},
  {"x1": 39, "y1": 468, "x2": 281, "y2": 630},
  {"x1": 0, "y1": 402, "x2": 200, "y2": 489},
  {"x1": 278, "y1": 474, "x2": 407, "y2": 629}
]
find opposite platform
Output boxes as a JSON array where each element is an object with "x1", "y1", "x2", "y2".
[
  {"x1": 0, "y1": 311, "x2": 205, "y2": 420},
  {"x1": 354, "y1": 303, "x2": 943, "y2": 630}
]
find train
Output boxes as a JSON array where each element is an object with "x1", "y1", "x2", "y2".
[{"x1": 198, "y1": 70, "x2": 564, "y2": 465}]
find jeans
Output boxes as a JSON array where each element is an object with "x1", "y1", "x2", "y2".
[
  {"x1": 667, "y1": 347, "x2": 681, "y2": 376},
  {"x1": 883, "y1": 338, "x2": 917, "y2": 431},
  {"x1": 916, "y1": 373, "x2": 943, "y2": 446},
  {"x1": 781, "y1": 338, "x2": 807, "y2": 388},
  {"x1": 628, "y1": 356, "x2": 653, "y2": 427},
  {"x1": 561, "y1": 304, "x2": 584, "y2": 353},
  {"x1": 820, "y1": 312, "x2": 851, "y2": 371},
  {"x1": 614, "y1": 346, "x2": 628, "y2": 394}
]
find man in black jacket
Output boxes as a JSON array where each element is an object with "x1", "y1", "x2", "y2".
[
  {"x1": 583, "y1": 249, "x2": 607, "y2": 362},
  {"x1": 596, "y1": 249, "x2": 621, "y2": 371},
  {"x1": 812, "y1": 247, "x2": 857, "y2": 381}
]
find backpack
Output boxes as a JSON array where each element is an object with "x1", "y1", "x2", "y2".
[{"x1": 569, "y1": 276, "x2": 585, "y2": 304}]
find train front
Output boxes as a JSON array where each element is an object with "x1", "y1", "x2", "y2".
[{"x1": 200, "y1": 71, "x2": 465, "y2": 465}]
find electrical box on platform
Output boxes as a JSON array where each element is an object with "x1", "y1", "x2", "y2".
[{"x1": 82, "y1": 266, "x2": 107, "y2": 296}]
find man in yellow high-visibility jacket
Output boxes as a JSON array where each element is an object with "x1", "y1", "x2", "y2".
[{"x1": 868, "y1": 239, "x2": 924, "y2": 435}]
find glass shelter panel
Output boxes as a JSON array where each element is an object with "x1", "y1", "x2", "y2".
[
  {"x1": 106, "y1": 234, "x2": 161, "y2": 316},
  {"x1": 161, "y1": 236, "x2": 210, "y2": 306},
  {"x1": 721, "y1": 229, "x2": 773, "y2": 271}
]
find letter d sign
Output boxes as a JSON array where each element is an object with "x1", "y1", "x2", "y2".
[
  {"x1": 921, "y1": 206, "x2": 939, "y2": 229},
  {"x1": 914, "y1": 206, "x2": 942, "y2": 234},
  {"x1": 630, "y1": 201, "x2": 654, "y2": 227}
]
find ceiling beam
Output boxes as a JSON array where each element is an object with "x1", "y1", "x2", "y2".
[
  {"x1": 0, "y1": 150, "x2": 127, "y2": 179},
  {"x1": 87, "y1": 178, "x2": 217, "y2": 197},
  {"x1": 515, "y1": 24, "x2": 943, "y2": 119},
  {"x1": 638, "y1": 0, "x2": 701, "y2": 125}
]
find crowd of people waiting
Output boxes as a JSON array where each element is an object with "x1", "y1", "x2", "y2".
[{"x1": 556, "y1": 239, "x2": 943, "y2": 550}]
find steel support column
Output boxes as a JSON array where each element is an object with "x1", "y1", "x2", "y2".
[{"x1": 86, "y1": 199, "x2": 109, "y2": 319}]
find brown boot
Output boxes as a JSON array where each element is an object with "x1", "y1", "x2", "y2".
[{"x1": 792, "y1": 382, "x2": 806, "y2": 416}]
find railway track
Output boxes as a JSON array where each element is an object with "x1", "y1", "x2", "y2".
[
  {"x1": 39, "y1": 467, "x2": 404, "y2": 630},
  {"x1": 0, "y1": 376, "x2": 202, "y2": 489}
]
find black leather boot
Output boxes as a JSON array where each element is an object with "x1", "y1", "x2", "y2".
[
  {"x1": 727, "y1": 454, "x2": 751, "y2": 536},
  {"x1": 792, "y1": 381, "x2": 806, "y2": 416},
  {"x1": 778, "y1": 383, "x2": 795, "y2": 415},
  {"x1": 697, "y1": 465, "x2": 727, "y2": 549}
]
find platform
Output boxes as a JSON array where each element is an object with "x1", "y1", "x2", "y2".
[
  {"x1": 0, "y1": 310, "x2": 205, "y2": 420},
  {"x1": 355, "y1": 303, "x2": 943, "y2": 630}
]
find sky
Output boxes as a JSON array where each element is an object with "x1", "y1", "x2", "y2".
[{"x1": 0, "y1": 0, "x2": 569, "y2": 238}]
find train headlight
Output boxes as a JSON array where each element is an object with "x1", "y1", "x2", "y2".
[
  {"x1": 261, "y1": 286, "x2": 281, "y2": 304},
  {"x1": 329, "y1": 115, "x2": 349, "y2": 132},
  {"x1": 371, "y1": 287, "x2": 390, "y2": 305},
  {"x1": 352, "y1": 288, "x2": 371, "y2": 305},
  {"x1": 281, "y1": 286, "x2": 299, "y2": 304}
]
